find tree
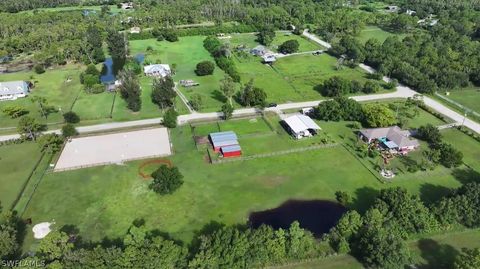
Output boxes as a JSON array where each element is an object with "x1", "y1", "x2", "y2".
[
  {"x1": 118, "y1": 70, "x2": 141, "y2": 112},
  {"x1": 61, "y1": 124, "x2": 78, "y2": 138},
  {"x1": 38, "y1": 133, "x2": 64, "y2": 153},
  {"x1": 436, "y1": 143, "x2": 463, "y2": 168},
  {"x1": 314, "y1": 100, "x2": 343, "y2": 121},
  {"x1": 328, "y1": 210, "x2": 362, "y2": 253},
  {"x1": 33, "y1": 64, "x2": 45, "y2": 74},
  {"x1": 362, "y1": 103, "x2": 397, "y2": 127},
  {"x1": 220, "y1": 75, "x2": 236, "y2": 105},
  {"x1": 221, "y1": 102, "x2": 234, "y2": 120},
  {"x1": 151, "y1": 76, "x2": 176, "y2": 109},
  {"x1": 163, "y1": 108, "x2": 178, "y2": 128},
  {"x1": 195, "y1": 61, "x2": 215, "y2": 76},
  {"x1": 63, "y1": 111, "x2": 80, "y2": 124},
  {"x1": 454, "y1": 248, "x2": 480, "y2": 269},
  {"x1": 149, "y1": 165, "x2": 184, "y2": 195},
  {"x1": 240, "y1": 79, "x2": 267, "y2": 107},
  {"x1": 31, "y1": 96, "x2": 56, "y2": 119},
  {"x1": 106, "y1": 29, "x2": 127, "y2": 63},
  {"x1": 17, "y1": 116, "x2": 45, "y2": 141},
  {"x1": 2, "y1": 105, "x2": 29, "y2": 118},
  {"x1": 85, "y1": 24, "x2": 105, "y2": 64},
  {"x1": 362, "y1": 81, "x2": 381, "y2": 94},
  {"x1": 417, "y1": 124, "x2": 442, "y2": 145},
  {"x1": 335, "y1": 191, "x2": 350, "y2": 206},
  {"x1": 317, "y1": 76, "x2": 352, "y2": 97},
  {"x1": 278, "y1": 40, "x2": 299, "y2": 54},
  {"x1": 37, "y1": 231, "x2": 73, "y2": 262},
  {"x1": 189, "y1": 94, "x2": 203, "y2": 111},
  {"x1": 0, "y1": 210, "x2": 19, "y2": 260},
  {"x1": 257, "y1": 28, "x2": 275, "y2": 46}
]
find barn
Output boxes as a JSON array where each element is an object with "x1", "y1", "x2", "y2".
[{"x1": 209, "y1": 131, "x2": 242, "y2": 157}]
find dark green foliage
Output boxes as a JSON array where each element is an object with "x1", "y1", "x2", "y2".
[
  {"x1": 2, "y1": 105, "x2": 29, "y2": 119},
  {"x1": 163, "y1": 108, "x2": 178, "y2": 128},
  {"x1": 328, "y1": 210, "x2": 362, "y2": 253},
  {"x1": 61, "y1": 124, "x2": 78, "y2": 138},
  {"x1": 149, "y1": 165, "x2": 184, "y2": 195},
  {"x1": 106, "y1": 29, "x2": 127, "y2": 63},
  {"x1": 0, "y1": 209, "x2": 20, "y2": 260},
  {"x1": 203, "y1": 36, "x2": 240, "y2": 82},
  {"x1": 330, "y1": 36, "x2": 365, "y2": 65},
  {"x1": 189, "y1": 94, "x2": 203, "y2": 111},
  {"x1": 221, "y1": 102, "x2": 234, "y2": 120},
  {"x1": 38, "y1": 133, "x2": 64, "y2": 153},
  {"x1": 278, "y1": 40, "x2": 299, "y2": 54},
  {"x1": 153, "y1": 28, "x2": 179, "y2": 42},
  {"x1": 313, "y1": 97, "x2": 363, "y2": 122},
  {"x1": 240, "y1": 79, "x2": 267, "y2": 107},
  {"x1": 454, "y1": 248, "x2": 480, "y2": 269},
  {"x1": 417, "y1": 124, "x2": 442, "y2": 145},
  {"x1": 257, "y1": 28, "x2": 276, "y2": 46},
  {"x1": 434, "y1": 183, "x2": 480, "y2": 227},
  {"x1": 317, "y1": 76, "x2": 354, "y2": 97},
  {"x1": 362, "y1": 103, "x2": 397, "y2": 127},
  {"x1": 125, "y1": 60, "x2": 142, "y2": 75},
  {"x1": 117, "y1": 70, "x2": 141, "y2": 112},
  {"x1": 362, "y1": 81, "x2": 381, "y2": 94},
  {"x1": 17, "y1": 116, "x2": 46, "y2": 140},
  {"x1": 195, "y1": 61, "x2": 215, "y2": 76},
  {"x1": 151, "y1": 76, "x2": 176, "y2": 109},
  {"x1": 85, "y1": 24, "x2": 105, "y2": 64},
  {"x1": 33, "y1": 64, "x2": 45, "y2": 74},
  {"x1": 335, "y1": 191, "x2": 351, "y2": 206},
  {"x1": 435, "y1": 143, "x2": 464, "y2": 168}
]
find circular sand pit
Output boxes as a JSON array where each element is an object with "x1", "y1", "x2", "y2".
[
  {"x1": 138, "y1": 159, "x2": 173, "y2": 179},
  {"x1": 32, "y1": 222, "x2": 54, "y2": 239}
]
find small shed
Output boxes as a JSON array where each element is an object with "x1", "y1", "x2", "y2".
[
  {"x1": 221, "y1": 145, "x2": 242, "y2": 158},
  {"x1": 209, "y1": 131, "x2": 239, "y2": 152},
  {"x1": 262, "y1": 54, "x2": 277, "y2": 64},
  {"x1": 283, "y1": 115, "x2": 321, "y2": 139},
  {"x1": 251, "y1": 45, "x2": 267, "y2": 56}
]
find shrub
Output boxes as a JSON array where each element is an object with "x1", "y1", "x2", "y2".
[
  {"x1": 362, "y1": 81, "x2": 381, "y2": 94},
  {"x1": 163, "y1": 108, "x2": 178, "y2": 128},
  {"x1": 278, "y1": 40, "x2": 300, "y2": 54},
  {"x1": 149, "y1": 165, "x2": 184, "y2": 195},
  {"x1": 195, "y1": 61, "x2": 215, "y2": 76},
  {"x1": 61, "y1": 123, "x2": 78, "y2": 138},
  {"x1": 33, "y1": 64, "x2": 45, "y2": 74},
  {"x1": 63, "y1": 111, "x2": 80, "y2": 124}
]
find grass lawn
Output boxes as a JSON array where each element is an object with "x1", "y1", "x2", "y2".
[
  {"x1": 21, "y1": 115, "x2": 474, "y2": 251},
  {"x1": 0, "y1": 142, "x2": 43, "y2": 209},
  {"x1": 356, "y1": 26, "x2": 407, "y2": 44},
  {"x1": 72, "y1": 91, "x2": 115, "y2": 121},
  {"x1": 0, "y1": 64, "x2": 88, "y2": 128},
  {"x1": 441, "y1": 128, "x2": 480, "y2": 171},
  {"x1": 224, "y1": 32, "x2": 324, "y2": 53},
  {"x1": 128, "y1": 37, "x2": 227, "y2": 113},
  {"x1": 445, "y1": 87, "x2": 480, "y2": 114}
]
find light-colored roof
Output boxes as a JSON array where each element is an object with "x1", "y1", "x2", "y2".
[
  {"x1": 262, "y1": 54, "x2": 276, "y2": 62},
  {"x1": 360, "y1": 126, "x2": 419, "y2": 148},
  {"x1": 221, "y1": 145, "x2": 242, "y2": 153},
  {"x1": 0, "y1": 81, "x2": 28, "y2": 96},
  {"x1": 283, "y1": 115, "x2": 321, "y2": 134},
  {"x1": 209, "y1": 131, "x2": 239, "y2": 148},
  {"x1": 143, "y1": 64, "x2": 171, "y2": 77}
]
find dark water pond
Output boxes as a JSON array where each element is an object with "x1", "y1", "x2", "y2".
[
  {"x1": 249, "y1": 200, "x2": 346, "y2": 237},
  {"x1": 100, "y1": 54, "x2": 144, "y2": 84}
]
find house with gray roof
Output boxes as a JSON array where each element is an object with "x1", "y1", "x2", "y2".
[
  {"x1": 0, "y1": 81, "x2": 30, "y2": 101},
  {"x1": 359, "y1": 126, "x2": 419, "y2": 154},
  {"x1": 144, "y1": 64, "x2": 171, "y2": 78},
  {"x1": 250, "y1": 45, "x2": 267, "y2": 56}
]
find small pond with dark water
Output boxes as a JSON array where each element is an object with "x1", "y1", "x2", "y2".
[
  {"x1": 248, "y1": 200, "x2": 346, "y2": 237},
  {"x1": 100, "y1": 54, "x2": 145, "y2": 84}
]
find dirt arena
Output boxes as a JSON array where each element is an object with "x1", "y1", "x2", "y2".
[{"x1": 54, "y1": 128, "x2": 172, "y2": 171}]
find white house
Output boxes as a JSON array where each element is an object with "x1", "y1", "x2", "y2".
[
  {"x1": 406, "y1": 9, "x2": 416, "y2": 16},
  {"x1": 0, "y1": 81, "x2": 29, "y2": 101},
  {"x1": 262, "y1": 53, "x2": 276, "y2": 63},
  {"x1": 121, "y1": 2, "x2": 134, "y2": 10},
  {"x1": 129, "y1": 27, "x2": 141, "y2": 34},
  {"x1": 144, "y1": 64, "x2": 171, "y2": 78},
  {"x1": 283, "y1": 114, "x2": 321, "y2": 139}
]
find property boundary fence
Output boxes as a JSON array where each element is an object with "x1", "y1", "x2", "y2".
[
  {"x1": 434, "y1": 92, "x2": 480, "y2": 118},
  {"x1": 211, "y1": 143, "x2": 338, "y2": 164}
]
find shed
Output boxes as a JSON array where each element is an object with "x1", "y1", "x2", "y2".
[
  {"x1": 283, "y1": 115, "x2": 321, "y2": 139},
  {"x1": 209, "y1": 131, "x2": 239, "y2": 152},
  {"x1": 221, "y1": 145, "x2": 242, "y2": 158}
]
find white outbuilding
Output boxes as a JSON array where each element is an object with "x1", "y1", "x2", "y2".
[{"x1": 282, "y1": 114, "x2": 321, "y2": 139}]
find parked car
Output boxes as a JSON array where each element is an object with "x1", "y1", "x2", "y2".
[
  {"x1": 312, "y1": 50, "x2": 323, "y2": 56},
  {"x1": 268, "y1": 103, "x2": 278, "y2": 108}
]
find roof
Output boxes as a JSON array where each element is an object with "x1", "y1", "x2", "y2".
[
  {"x1": 0, "y1": 81, "x2": 29, "y2": 96},
  {"x1": 144, "y1": 64, "x2": 171, "y2": 77},
  {"x1": 283, "y1": 115, "x2": 321, "y2": 134},
  {"x1": 360, "y1": 126, "x2": 419, "y2": 148},
  {"x1": 221, "y1": 145, "x2": 242, "y2": 153},
  {"x1": 262, "y1": 54, "x2": 276, "y2": 62},
  {"x1": 209, "y1": 131, "x2": 239, "y2": 147}
]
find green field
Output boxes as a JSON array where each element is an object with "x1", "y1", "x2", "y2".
[
  {"x1": 446, "y1": 88, "x2": 480, "y2": 114},
  {"x1": 0, "y1": 142, "x2": 43, "y2": 209},
  {"x1": 20, "y1": 5, "x2": 124, "y2": 14},
  {"x1": 20, "y1": 115, "x2": 477, "y2": 251},
  {"x1": 356, "y1": 26, "x2": 407, "y2": 44},
  {"x1": 441, "y1": 128, "x2": 480, "y2": 171}
]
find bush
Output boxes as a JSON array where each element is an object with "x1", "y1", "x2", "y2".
[
  {"x1": 278, "y1": 40, "x2": 300, "y2": 54},
  {"x1": 33, "y1": 64, "x2": 45, "y2": 74},
  {"x1": 163, "y1": 108, "x2": 178, "y2": 128},
  {"x1": 61, "y1": 123, "x2": 78, "y2": 138},
  {"x1": 149, "y1": 165, "x2": 184, "y2": 195},
  {"x1": 195, "y1": 61, "x2": 215, "y2": 76},
  {"x1": 63, "y1": 111, "x2": 80, "y2": 124},
  {"x1": 362, "y1": 81, "x2": 381, "y2": 94}
]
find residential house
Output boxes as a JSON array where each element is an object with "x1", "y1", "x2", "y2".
[
  {"x1": 121, "y1": 2, "x2": 134, "y2": 10},
  {"x1": 262, "y1": 53, "x2": 277, "y2": 64},
  {"x1": 250, "y1": 45, "x2": 267, "y2": 56},
  {"x1": 0, "y1": 81, "x2": 30, "y2": 101},
  {"x1": 359, "y1": 126, "x2": 420, "y2": 154},
  {"x1": 144, "y1": 64, "x2": 171, "y2": 78}
]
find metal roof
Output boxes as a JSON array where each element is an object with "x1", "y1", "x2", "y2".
[
  {"x1": 360, "y1": 126, "x2": 419, "y2": 148},
  {"x1": 0, "y1": 81, "x2": 29, "y2": 96},
  {"x1": 283, "y1": 115, "x2": 321, "y2": 134},
  {"x1": 221, "y1": 145, "x2": 242, "y2": 153},
  {"x1": 209, "y1": 131, "x2": 239, "y2": 147}
]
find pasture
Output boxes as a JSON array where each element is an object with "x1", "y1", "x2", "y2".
[
  {"x1": 446, "y1": 87, "x2": 480, "y2": 114},
  {"x1": 20, "y1": 114, "x2": 476, "y2": 251},
  {"x1": 356, "y1": 26, "x2": 407, "y2": 44}
]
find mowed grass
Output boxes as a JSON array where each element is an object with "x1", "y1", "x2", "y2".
[
  {"x1": 0, "y1": 142, "x2": 43, "y2": 209},
  {"x1": 224, "y1": 32, "x2": 323, "y2": 53},
  {"x1": 0, "y1": 65, "x2": 84, "y2": 128},
  {"x1": 128, "y1": 37, "x2": 227, "y2": 113},
  {"x1": 21, "y1": 117, "x2": 474, "y2": 251},
  {"x1": 356, "y1": 26, "x2": 407, "y2": 44},
  {"x1": 447, "y1": 87, "x2": 480, "y2": 114},
  {"x1": 441, "y1": 128, "x2": 480, "y2": 171}
]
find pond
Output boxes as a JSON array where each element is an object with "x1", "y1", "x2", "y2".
[
  {"x1": 100, "y1": 54, "x2": 144, "y2": 84},
  {"x1": 248, "y1": 199, "x2": 346, "y2": 237}
]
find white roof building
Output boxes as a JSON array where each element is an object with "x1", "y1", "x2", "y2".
[
  {"x1": 144, "y1": 64, "x2": 171, "y2": 78},
  {"x1": 283, "y1": 115, "x2": 321, "y2": 139},
  {"x1": 0, "y1": 81, "x2": 29, "y2": 101},
  {"x1": 262, "y1": 53, "x2": 276, "y2": 63}
]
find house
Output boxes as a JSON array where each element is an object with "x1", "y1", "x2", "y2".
[
  {"x1": 406, "y1": 9, "x2": 416, "y2": 16},
  {"x1": 0, "y1": 81, "x2": 30, "y2": 101},
  {"x1": 386, "y1": 5, "x2": 400, "y2": 12},
  {"x1": 121, "y1": 2, "x2": 134, "y2": 10},
  {"x1": 129, "y1": 27, "x2": 141, "y2": 34},
  {"x1": 250, "y1": 45, "x2": 267, "y2": 56},
  {"x1": 359, "y1": 126, "x2": 420, "y2": 154},
  {"x1": 144, "y1": 64, "x2": 171, "y2": 78},
  {"x1": 262, "y1": 53, "x2": 276, "y2": 64},
  {"x1": 209, "y1": 131, "x2": 242, "y2": 158},
  {"x1": 282, "y1": 115, "x2": 321, "y2": 139}
]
